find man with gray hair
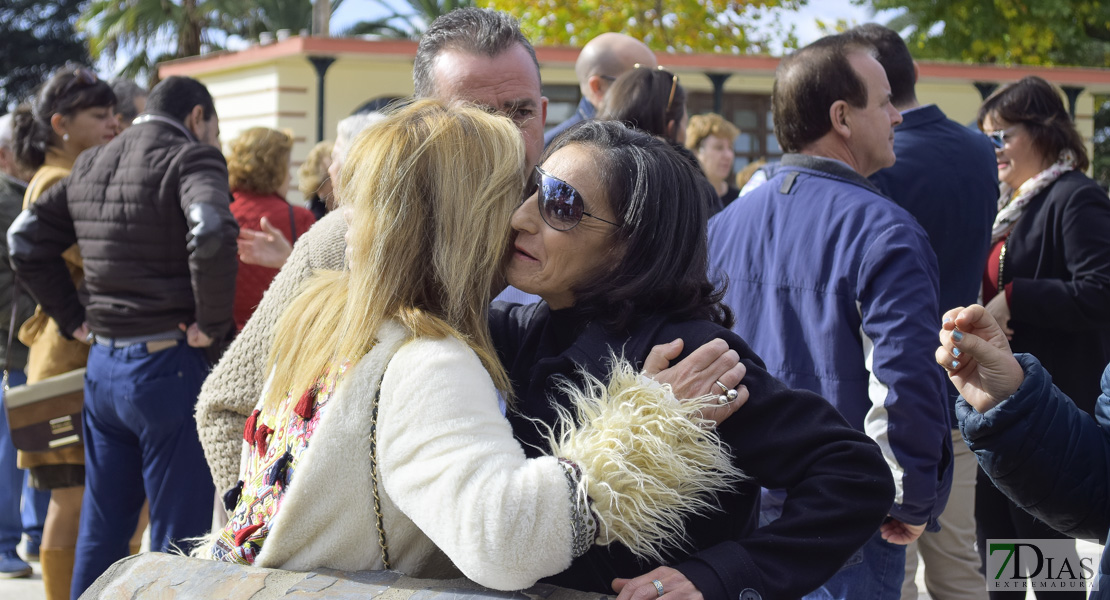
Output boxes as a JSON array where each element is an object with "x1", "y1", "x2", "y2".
[
  {"x1": 109, "y1": 78, "x2": 147, "y2": 132},
  {"x1": 543, "y1": 32, "x2": 657, "y2": 146}
]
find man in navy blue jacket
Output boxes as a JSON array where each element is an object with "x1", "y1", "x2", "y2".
[
  {"x1": 850, "y1": 23, "x2": 998, "y2": 600},
  {"x1": 708, "y1": 33, "x2": 953, "y2": 600}
]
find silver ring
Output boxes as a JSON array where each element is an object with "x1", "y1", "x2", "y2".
[
  {"x1": 714, "y1": 380, "x2": 729, "y2": 394},
  {"x1": 726, "y1": 389, "x2": 739, "y2": 402},
  {"x1": 717, "y1": 394, "x2": 729, "y2": 405},
  {"x1": 651, "y1": 579, "x2": 664, "y2": 597}
]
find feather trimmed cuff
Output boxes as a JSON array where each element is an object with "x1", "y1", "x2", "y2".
[{"x1": 546, "y1": 357, "x2": 744, "y2": 564}]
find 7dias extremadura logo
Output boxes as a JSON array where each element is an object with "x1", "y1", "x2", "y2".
[{"x1": 987, "y1": 540, "x2": 1099, "y2": 592}]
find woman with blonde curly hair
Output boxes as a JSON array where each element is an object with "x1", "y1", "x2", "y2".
[
  {"x1": 227, "y1": 127, "x2": 316, "y2": 331},
  {"x1": 685, "y1": 113, "x2": 740, "y2": 209},
  {"x1": 204, "y1": 99, "x2": 738, "y2": 589},
  {"x1": 297, "y1": 140, "x2": 333, "y2": 219}
]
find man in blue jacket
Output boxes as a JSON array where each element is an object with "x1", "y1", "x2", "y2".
[
  {"x1": 708, "y1": 33, "x2": 952, "y2": 599},
  {"x1": 849, "y1": 23, "x2": 998, "y2": 600}
]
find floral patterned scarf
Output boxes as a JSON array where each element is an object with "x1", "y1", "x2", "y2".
[{"x1": 991, "y1": 150, "x2": 1076, "y2": 243}]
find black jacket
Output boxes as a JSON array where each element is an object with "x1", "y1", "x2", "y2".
[
  {"x1": 491, "y1": 302, "x2": 895, "y2": 600},
  {"x1": 0, "y1": 173, "x2": 33, "y2": 370},
  {"x1": 1003, "y1": 170, "x2": 1110, "y2": 414},
  {"x1": 8, "y1": 114, "x2": 238, "y2": 340}
]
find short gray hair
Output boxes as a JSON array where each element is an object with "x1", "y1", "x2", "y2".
[
  {"x1": 412, "y1": 8, "x2": 540, "y2": 99},
  {"x1": 110, "y1": 78, "x2": 147, "y2": 123}
]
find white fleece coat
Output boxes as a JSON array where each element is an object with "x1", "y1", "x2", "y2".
[{"x1": 249, "y1": 320, "x2": 575, "y2": 590}]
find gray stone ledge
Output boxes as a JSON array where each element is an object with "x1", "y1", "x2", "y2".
[{"x1": 80, "y1": 552, "x2": 612, "y2": 600}]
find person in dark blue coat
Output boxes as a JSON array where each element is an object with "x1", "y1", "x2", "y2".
[{"x1": 939, "y1": 303, "x2": 1110, "y2": 597}]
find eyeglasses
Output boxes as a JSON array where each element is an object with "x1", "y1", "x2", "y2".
[
  {"x1": 527, "y1": 167, "x2": 620, "y2": 231},
  {"x1": 634, "y1": 64, "x2": 679, "y2": 116},
  {"x1": 986, "y1": 127, "x2": 1018, "y2": 149}
]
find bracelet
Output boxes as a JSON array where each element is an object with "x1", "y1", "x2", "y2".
[{"x1": 558, "y1": 458, "x2": 598, "y2": 557}]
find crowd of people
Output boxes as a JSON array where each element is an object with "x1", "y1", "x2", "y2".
[{"x1": 0, "y1": 7, "x2": 1108, "y2": 600}]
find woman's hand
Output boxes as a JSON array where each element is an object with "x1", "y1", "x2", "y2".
[
  {"x1": 936, "y1": 305, "x2": 1024, "y2": 413},
  {"x1": 644, "y1": 338, "x2": 748, "y2": 425},
  {"x1": 613, "y1": 566, "x2": 704, "y2": 600},
  {"x1": 237, "y1": 216, "x2": 292, "y2": 268},
  {"x1": 983, "y1": 293, "x2": 1014, "y2": 340}
]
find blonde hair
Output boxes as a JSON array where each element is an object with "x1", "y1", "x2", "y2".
[
  {"x1": 684, "y1": 113, "x2": 740, "y2": 151},
  {"x1": 297, "y1": 140, "x2": 333, "y2": 198},
  {"x1": 265, "y1": 99, "x2": 526, "y2": 410},
  {"x1": 227, "y1": 127, "x2": 294, "y2": 194}
]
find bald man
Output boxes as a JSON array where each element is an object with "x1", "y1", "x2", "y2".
[{"x1": 542, "y1": 32, "x2": 656, "y2": 146}]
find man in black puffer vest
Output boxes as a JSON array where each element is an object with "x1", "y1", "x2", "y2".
[{"x1": 9, "y1": 76, "x2": 238, "y2": 599}]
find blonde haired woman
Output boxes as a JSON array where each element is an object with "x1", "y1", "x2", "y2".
[
  {"x1": 297, "y1": 141, "x2": 333, "y2": 219},
  {"x1": 227, "y1": 127, "x2": 316, "y2": 331},
  {"x1": 206, "y1": 100, "x2": 737, "y2": 589},
  {"x1": 685, "y1": 113, "x2": 740, "y2": 210}
]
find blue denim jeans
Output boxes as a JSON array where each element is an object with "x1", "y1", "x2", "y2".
[
  {"x1": 70, "y1": 341, "x2": 214, "y2": 599},
  {"x1": 804, "y1": 529, "x2": 907, "y2": 600},
  {"x1": 0, "y1": 369, "x2": 49, "y2": 553}
]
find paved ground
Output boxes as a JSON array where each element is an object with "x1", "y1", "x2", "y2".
[{"x1": 0, "y1": 538, "x2": 1102, "y2": 599}]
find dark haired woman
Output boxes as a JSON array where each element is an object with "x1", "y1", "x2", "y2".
[
  {"x1": 10, "y1": 66, "x2": 123, "y2": 600},
  {"x1": 975, "y1": 75, "x2": 1110, "y2": 599},
  {"x1": 492, "y1": 120, "x2": 896, "y2": 600},
  {"x1": 597, "y1": 67, "x2": 687, "y2": 144}
]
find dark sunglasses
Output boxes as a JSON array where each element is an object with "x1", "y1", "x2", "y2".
[
  {"x1": 526, "y1": 167, "x2": 620, "y2": 231},
  {"x1": 59, "y1": 67, "x2": 99, "y2": 97}
]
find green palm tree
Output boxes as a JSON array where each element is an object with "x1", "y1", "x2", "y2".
[
  {"x1": 346, "y1": 0, "x2": 475, "y2": 38},
  {"x1": 79, "y1": 0, "x2": 223, "y2": 78}
]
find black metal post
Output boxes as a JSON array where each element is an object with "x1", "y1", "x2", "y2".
[
  {"x1": 309, "y1": 56, "x2": 336, "y2": 142},
  {"x1": 707, "y1": 73, "x2": 731, "y2": 114},
  {"x1": 973, "y1": 81, "x2": 999, "y2": 100},
  {"x1": 1061, "y1": 86, "x2": 1084, "y2": 120}
]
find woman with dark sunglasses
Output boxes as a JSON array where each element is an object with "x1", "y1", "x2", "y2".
[
  {"x1": 9, "y1": 65, "x2": 126, "y2": 600},
  {"x1": 493, "y1": 120, "x2": 896, "y2": 600},
  {"x1": 974, "y1": 76, "x2": 1110, "y2": 600}
]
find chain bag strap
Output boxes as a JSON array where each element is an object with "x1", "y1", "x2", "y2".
[{"x1": 367, "y1": 373, "x2": 390, "y2": 570}]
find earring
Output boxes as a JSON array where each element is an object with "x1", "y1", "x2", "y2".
[{"x1": 63, "y1": 133, "x2": 69, "y2": 142}]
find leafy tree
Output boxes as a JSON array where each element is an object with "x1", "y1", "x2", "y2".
[
  {"x1": 218, "y1": 0, "x2": 349, "y2": 41},
  {"x1": 346, "y1": 0, "x2": 474, "y2": 39},
  {"x1": 78, "y1": 0, "x2": 227, "y2": 80},
  {"x1": 486, "y1": 0, "x2": 802, "y2": 54},
  {"x1": 0, "y1": 0, "x2": 91, "y2": 112},
  {"x1": 856, "y1": 1, "x2": 1110, "y2": 188},
  {"x1": 858, "y1": 0, "x2": 1110, "y2": 67}
]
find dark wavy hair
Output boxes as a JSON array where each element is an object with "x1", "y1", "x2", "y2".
[
  {"x1": 597, "y1": 67, "x2": 687, "y2": 143},
  {"x1": 546, "y1": 120, "x2": 732, "y2": 332},
  {"x1": 12, "y1": 65, "x2": 116, "y2": 169},
  {"x1": 977, "y1": 76, "x2": 1089, "y2": 171}
]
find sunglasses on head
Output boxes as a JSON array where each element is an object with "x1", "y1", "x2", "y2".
[
  {"x1": 526, "y1": 167, "x2": 620, "y2": 231},
  {"x1": 633, "y1": 63, "x2": 679, "y2": 116},
  {"x1": 986, "y1": 126, "x2": 1017, "y2": 149},
  {"x1": 59, "y1": 67, "x2": 99, "y2": 98}
]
